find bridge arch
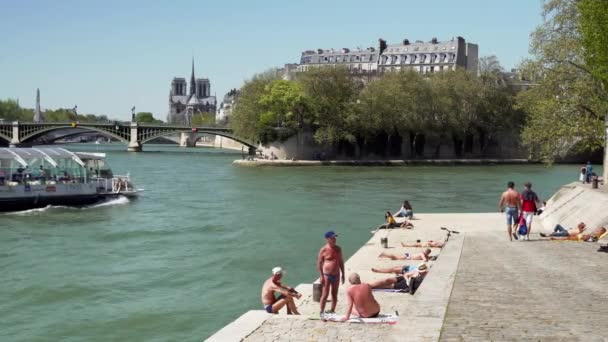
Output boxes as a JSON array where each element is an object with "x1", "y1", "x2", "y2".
[
  {"x1": 19, "y1": 125, "x2": 129, "y2": 144},
  {"x1": 140, "y1": 129, "x2": 257, "y2": 150}
]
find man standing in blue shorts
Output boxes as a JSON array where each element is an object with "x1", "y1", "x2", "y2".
[{"x1": 499, "y1": 181, "x2": 521, "y2": 241}]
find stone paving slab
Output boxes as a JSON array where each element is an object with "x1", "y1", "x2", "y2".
[{"x1": 440, "y1": 227, "x2": 608, "y2": 341}]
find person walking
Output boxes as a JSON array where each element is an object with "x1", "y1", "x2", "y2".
[
  {"x1": 585, "y1": 162, "x2": 593, "y2": 183},
  {"x1": 520, "y1": 182, "x2": 540, "y2": 241},
  {"x1": 499, "y1": 181, "x2": 521, "y2": 241}
]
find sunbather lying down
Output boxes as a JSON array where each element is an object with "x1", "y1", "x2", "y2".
[
  {"x1": 548, "y1": 226, "x2": 606, "y2": 242},
  {"x1": 401, "y1": 240, "x2": 444, "y2": 248},
  {"x1": 369, "y1": 264, "x2": 428, "y2": 294},
  {"x1": 378, "y1": 249, "x2": 431, "y2": 262}
]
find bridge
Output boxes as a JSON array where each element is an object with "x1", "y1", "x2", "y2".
[{"x1": 0, "y1": 121, "x2": 257, "y2": 153}]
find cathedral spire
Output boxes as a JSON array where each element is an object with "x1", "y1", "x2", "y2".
[{"x1": 189, "y1": 57, "x2": 196, "y2": 96}]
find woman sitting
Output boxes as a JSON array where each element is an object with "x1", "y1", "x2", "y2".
[
  {"x1": 376, "y1": 211, "x2": 399, "y2": 230},
  {"x1": 394, "y1": 201, "x2": 414, "y2": 219}
]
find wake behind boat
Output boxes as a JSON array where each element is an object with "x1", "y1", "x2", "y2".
[{"x1": 0, "y1": 147, "x2": 140, "y2": 212}]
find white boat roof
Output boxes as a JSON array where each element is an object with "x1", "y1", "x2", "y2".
[{"x1": 0, "y1": 147, "x2": 98, "y2": 167}]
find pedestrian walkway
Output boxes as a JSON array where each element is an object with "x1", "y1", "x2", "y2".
[{"x1": 441, "y1": 228, "x2": 608, "y2": 341}]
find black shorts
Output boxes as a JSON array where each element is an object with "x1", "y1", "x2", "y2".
[{"x1": 394, "y1": 276, "x2": 408, "y2": 290}]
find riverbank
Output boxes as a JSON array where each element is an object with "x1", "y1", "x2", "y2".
[
  {"x1": 233, "y1": 158, "x2": 533, "y2": 167},
  {"x1": 205, "y1": 182, "x2": 608, "y2": 341}
]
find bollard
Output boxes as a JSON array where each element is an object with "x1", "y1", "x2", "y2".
[
  {"x1": 380, "y1": 237, "x2": 388, "y2": 248},
  {"x1": 313, "y1": 283, "x2": 322, "y2": 302},
  {"x1": 592, "y1": 176, "x2": 599, "y2": 189}
]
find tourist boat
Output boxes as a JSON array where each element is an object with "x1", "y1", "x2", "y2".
[{"x1": 0, "y1": 147, "x2": 140, "y2": 212}]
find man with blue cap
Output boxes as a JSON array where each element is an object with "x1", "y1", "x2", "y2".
[{"x1": 317, "y1": 230, "x2": 345, "y2": 317}]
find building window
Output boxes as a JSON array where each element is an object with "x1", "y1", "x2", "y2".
[
  {"x1": 431, "y1": 54, "x2": 437, "y2": 63},
  {"x1": 329, "y1": 56, "x2": 334, "y2": 62},
  {"x1": 440, "y1": 54, "x2": 446, "y2": 63},
  {"x1": 361, "y1": 55, "x2": 366, "y2": 61},
  {"x1": 381, "y1": 55, "x2": 388, "y2": 64},
  {"x1": 391, "y1": 55, "x2": 398, "y2": 64},
  {"x1": 401, "y1": 55, "x2": 407, "y2": 64},
  {"x1": 421, "y1": 54, "x2": 427, "y2": 63},
  {"x1": 449, "y1": 54, "x2": 455, "y2": 62},
  {"x1": 370, "y1": 54, "x2": 376, "y2": 61},
  {"x1": 336, "y1": 56, "x2": 341, "y2": 62},
  {"x1": 410, "y1": 55, "x2": 417, "y2": 64}
]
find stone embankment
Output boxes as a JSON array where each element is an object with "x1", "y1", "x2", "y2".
[
  {"x1": 206, "y1": 182, "x2": 608, "y2": 341},
  {"x1": 233, "y1": 159, "x2": 532, "y2": 167}
]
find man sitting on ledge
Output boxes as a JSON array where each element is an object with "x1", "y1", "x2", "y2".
[
  {"x1": 540, "y1": 222, "x2": 586, "y2": 238},
  {"x1": 369, "y1": 264, "x2": 428, "y2": 294},
  {"x1": 339, "y1": 273, "x2": 381, "y2": 321},
  {"x1": 379, "y1": 248, "x2": 431, "y2": 262},
  {"x1": 547, "y1": 226, "x2": 607, "y2": 242},
  {"x1": 261, "y1": 266, "x2": 301, "y2": 315},
  {"x1": 401, "y1": 240, "x2": 444, "y2": 248}
]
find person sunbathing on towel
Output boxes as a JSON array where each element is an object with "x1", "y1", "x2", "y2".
[
  {"x1": 401, "y1": 240, "x2": 444, "y2": 248},
  {"x1": 549, "y1": 226, "x2": 606, "y2": 241},
  {"x1": 338, "y1": 273, "x2": 381, "y2": 321},
  {"x1": 261, "y1": 266, "x2": 301, "y2": 315},
  {"x1": 371, "y1": 263, "x2": 424, "y2": 275},
  {"x1": 540, "y1": 222, "x2": 586, "y2": 237},
  {"x1": 378, "y1": 248, "x2": 431, "y2": 262},
  {"x1": 369, "y1": 264, "x2": 428, "y2": 291}
]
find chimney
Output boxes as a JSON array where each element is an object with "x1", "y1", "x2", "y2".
[
  {"x1": 378, "y1": 38, "x2": 387, "y2": 54},
  {"x1": 403, "y1": 39, "x2": 410, "y2": 45},
  {"x1": 317, "y1": 49, "x2": 324, "y2": 54},
  {"x1": 342, "y1": 48, "x2": 350, "y2": 53},
  {"x1": 431, "y1": 37, "x2": 438, "y2": 44}
]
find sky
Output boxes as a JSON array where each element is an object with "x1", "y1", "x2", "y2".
[{"x1": 0, "y1": 0, "x2": 543, "y2": 121}]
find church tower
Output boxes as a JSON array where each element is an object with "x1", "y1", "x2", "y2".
[{"x1": 33, "y1": 88, "x2": 44, "y2": 123}]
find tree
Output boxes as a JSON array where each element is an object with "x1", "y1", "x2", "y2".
[
  {"x1": 296, "y1": 67, "x2": 362, "y2": 144},
  {"x1": 191, "y1": 112, "x2": 215, "y2": 126},
  {"x1": 230, "y1": 68, "x2": 282, "y2": 142},
  {"x1": 578, "y1": 0, "x2": 608, "y2": 91},
  {"x1": 135, "y1": 112, "x2": 163, "y2": 124},
  {"x1": 0, "y1": 99, "x2": 33, "y2": 121},
  {"x1": 516, "y1": 0, "x2": 608, "y2": 163}
]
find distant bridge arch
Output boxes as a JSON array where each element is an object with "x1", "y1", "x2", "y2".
[{"x1": 0, "y1": 121, "x2": 257, "y2": 153}]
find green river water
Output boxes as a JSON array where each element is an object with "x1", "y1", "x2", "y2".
[{"x1": 0, "y1": 144, "x2": 596, "y2": 341}]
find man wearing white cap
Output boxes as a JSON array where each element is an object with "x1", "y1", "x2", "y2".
[{"x1": 261, "y1": 266, "x2": 301, "y2": 315}]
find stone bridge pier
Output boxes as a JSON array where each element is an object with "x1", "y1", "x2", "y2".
[
  {"x1": 127, "y1": 122, "x2": 142, "y2": 152},
  {"x1": 179, "y1": 131, "x2": 198, "y2": 147}
]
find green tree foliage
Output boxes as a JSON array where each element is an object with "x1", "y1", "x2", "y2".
[
  {"x1": 230, "y1": 68, "x2": 282, "y2": 142},
  {"x1": 578, "y1": 0, "x2": 608, "y2": 90},
  {"x1": 231, "y1": 65, "x2": 519, "y2": 155},
  {"x1": 135, "y1": 112, "x2": 163, "y2": 124},
  {"x1": 516, "y1": 0, "x2": 608, "y2": 163},
  {"x1": 297, "y1": 67, "x2": 362, "y2": 144},
  {"x1": 0, "y1": 99, "x2": 33, "y2": 121}
]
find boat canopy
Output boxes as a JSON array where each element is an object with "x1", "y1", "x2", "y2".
[{"x1": 0, "y1": 148, "x2": 88, "y2": 166}]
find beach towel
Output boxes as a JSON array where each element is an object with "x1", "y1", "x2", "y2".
[
  {"x1": 372, "y1": 288, "x2": 408, "y2": 293},
  {"x1": 309, "y1": 313, "x2": 398, "y2": 324}
]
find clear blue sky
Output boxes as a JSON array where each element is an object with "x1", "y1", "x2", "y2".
[{"x1": 0, "y1": 0, "x2": 542, "y2": 121}]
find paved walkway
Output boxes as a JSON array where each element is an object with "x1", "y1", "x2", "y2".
[{"x1": 441, "y1": 228, "x2": 608, "y2": 341}]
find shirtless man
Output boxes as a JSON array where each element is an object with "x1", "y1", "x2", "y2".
[
  {"x1": 260, "y1": 266, "x2": 302, "y2": 315},
  {"x1": 371, "y1": 263, "x2": 421, "y2": 274},
  {"x1": 401, "y1": 240, "x2": 444, "y2": 248},
  {"x1": 317, "y1": 230, "x2": 345, "y2": 315},
  {"x1": 339, "y1": 273, "x2": 381, "y2": 321},
  {"x1": 369, "y1": 264, "x2": 428, "y2": 292},
  {"x1": 378, "y1": 248, "x2": 431, "y2": 262},
  {"x1": 540, "y1": 222, "x2": 586, "y2": 238},
  {"x1": 549, "y1": 226, "x2": 606, "y2": 241},
  {"x1": 499, "y1": 181, "x2": 521, "y2": 241}
]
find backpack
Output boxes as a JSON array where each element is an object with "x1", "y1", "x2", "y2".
[{"x1": 518, "y1": 215, "x2": 528, "y2": 235}]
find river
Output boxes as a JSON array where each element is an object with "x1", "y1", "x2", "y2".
[{"x1": 0, "y1": 144, "x2": 596, "y2": 341}]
